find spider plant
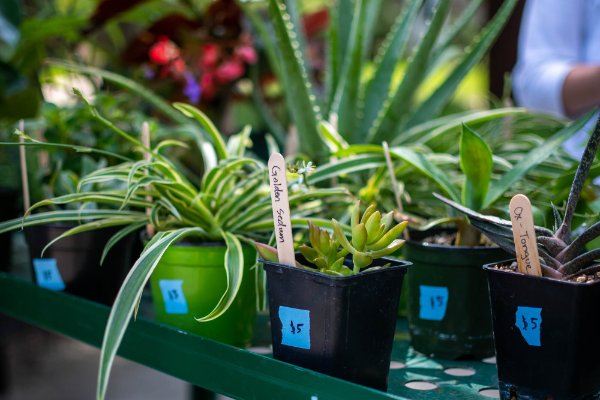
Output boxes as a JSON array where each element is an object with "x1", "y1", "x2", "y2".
[
  {"x1": 0, "y1": 93, "x2": 349, "y2": 400},
  {"x1": 243, "y1": 0, "x2": 519, "y2": 159},
  {"x1": 436, "y1": 114, "x2": 600, "y2": 279}
]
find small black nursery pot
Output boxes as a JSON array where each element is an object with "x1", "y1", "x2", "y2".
[
  {"x1": 263, "y1": 255, "x2": 410, "y2": 391},
  {"x1": 485, "y1": 262, "x2": 600, "y2": 400},
  {"x1": 25, "y1": 223, "x2": 135, "y2": 305}
]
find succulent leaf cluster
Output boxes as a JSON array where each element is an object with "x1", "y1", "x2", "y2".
[
  {"x1": 300, "y1": 202, "x2": 407, "y2": 275},
  {"x1": 299, "y1": 222, "x2": 349, "y2": 275}
]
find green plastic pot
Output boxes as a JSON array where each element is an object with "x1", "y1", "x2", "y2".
[
  {"x1": 149, "y1": 242, "x2": 257, "y2": 347},
  {"x1": 405, "y1": 232, "x2": 508, "y2": 359}
]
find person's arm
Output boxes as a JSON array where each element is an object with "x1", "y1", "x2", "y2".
[
  {"x1": 512, "y1": 0, "x2": 585, "y2": 118},
  {"x1": 562, "y1": 66, "x2": 600, "y2": 118}
]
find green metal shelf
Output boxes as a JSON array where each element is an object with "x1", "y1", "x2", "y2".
[{"x1": 0, "y1": 272, "x2": 500, "y2": 399}]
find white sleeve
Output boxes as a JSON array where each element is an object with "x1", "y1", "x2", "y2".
[{"x1": 512, "y1": 0, "x2": 584, "y2": 117}]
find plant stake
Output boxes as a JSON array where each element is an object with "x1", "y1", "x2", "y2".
[
  {"x1": 383, "y1": 141, "x2": 409, "y2": 240},
  {"x1": 268, "y1": 153, "x2": 295, "y2": 266},
  {"x1": 18, "y1": 120, "x2": 30, "y2": 212},
  {"x1": 509, "y1": 194, "x2": 542, "y2": 276},
  {"x1": 141, "y1": 122, "x2": 154, "y2": 238}
]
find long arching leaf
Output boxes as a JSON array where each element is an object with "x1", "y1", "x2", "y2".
[
  {"x1": 360, "y1": 0, "x2": 423, "y2": 136},
  {"x1": 195, "y1": 231, "x2": 244, "y2": 322},
  {"x1": 331, "y1": 0, "x2": 369, "y2": 143},
  {"x1": 97, "y1": 227, "x2": 206, "y2": 400},
  {"x1": 485, "y1": 112, "x2": 595, "y2": 208},
  {"x1": 40, "y1": 217, "x2": 145, "y2": 257},
  {"x1": 48, "y1": 60, "x2": 189, "y2": 125},
  {"x1": 403, "y1": 0, "x2": 518, "y2": 129},
  {"x1": 0, "y1": 210, "x2": 147, "y2": 234},
  {"x1": 368, "y1": 0, "x2": 450, "y2": 144},
  {"x1": 267, "y1": 0, "x2": 324, "y2": 157},
  {"x1": 172, "y1": 103, "x2": 228, "y2": 161},
  {"x1": 100, "y1": 222, "x2": 146, "y2": 265}
]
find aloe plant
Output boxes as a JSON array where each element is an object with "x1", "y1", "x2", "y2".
[
  {"x1": 243, "y1": 0, "x2": 519, "y2": 158},
  {"x1": 0, "y1": 92, "x2": 349, "y2": 400},
  {"x1": 257, "y1": 201, "x2": 407, "y2": 275},
  {"x1": 436, "y1": 114, "x2": 600, "y2": 279}
]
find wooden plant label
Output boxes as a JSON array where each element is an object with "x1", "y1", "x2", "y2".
[
  {"x1": 268, "y1": 153, "x2": 296, "y2": 266},
  {"x1": 509, "y1": 194, "x2": 542, "y2": 276}
]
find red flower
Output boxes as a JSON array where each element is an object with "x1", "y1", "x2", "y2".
[
  {"x1": 215, "y1": 60, "x2": 245, "y2": 83},
  {"x1": 200, "y1": 43, "x2": 221, "y2": 69},
  {"x1": 171, "y1": 58, "x2": 187, "y2": 75},
  {"x1": 149, "y1": 36, "x2": 180, "y2": 65},
  {"x1": 235, "y1": 45, "x2": 257, "y2": 64}
]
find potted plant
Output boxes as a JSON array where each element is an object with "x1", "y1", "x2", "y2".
[
  {"x1": 243, "y1": 0, "x2": 520, "y2": 160},
  {"x1": 322, "y1": 112, "x2": 590, "y2": 359},
  {"x1": 258, "y1": 201, "x2": 410, "y2": 391},
  {"x1": 0, "y1": 93, "x2": 349, "y2": 399},
  {"x1": 436, "y1": 115, "x2": 600, "y2": 399},
  {"x1": 23, "y1": 153, "x2": 141, "y2": 304},
  {"x1": 5, "y1": 91, "x2": 168, "y2": 304}
]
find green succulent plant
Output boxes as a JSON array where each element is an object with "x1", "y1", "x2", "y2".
[
  {"x1": 330, "y1": 203, "x2": 407, "y2": 272},
  {"x1": 257, "y1": 201, "x2": 407, "y2": 275},
  {"x1": 297, "y1": 222, "x2": 349, "y2": 275}
]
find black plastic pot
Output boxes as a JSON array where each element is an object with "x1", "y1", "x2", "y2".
[
  {"x1": 405, "y1": 230, "x2": 509, "y2": 359},
  {"x1": 263, "y1": 255, "x2": 410, "y2": 391},
  {"x1": 485, "y1": 262, "x2": 600, "y2": 399},
  {"x1": 25, "y1": 223, "x2": 135, "y2": 305}
]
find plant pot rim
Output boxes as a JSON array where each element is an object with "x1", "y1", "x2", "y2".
[
  {"x1": 171, "y1": 240, "x2": 227, "y2": 248},
  {"x1": 484, "y1": 259, "x2": 600, "y2": 287},
  {"x1": 407, "y1": 239, "x2": 500, "y2": 251},
  {"x1": 407, "y1": 227, "x2": 501, "y2": 251},
  {"x1": 261, "y1": 256, "x2": 410, "y2": 281}
]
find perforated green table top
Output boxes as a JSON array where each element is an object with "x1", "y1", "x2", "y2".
[{"x1": 0, "y1": 270, "x2": 501, "y2": 399}]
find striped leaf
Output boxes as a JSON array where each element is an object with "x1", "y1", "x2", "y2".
[
  {"x1": 40, "y1": 217, "x2": 146, "y2": 257},
  {"x1": 195, "y1": 231, "x2": 244, "y2": 322},
  {"x1": 0, "y1": 210, "x2": 147, "y2": 235},
  {"x1": 172, "y1": 103, "x2": 228, "y2": 161},
  {"x1": 97, "y1": 228, "x2": 206, "y2": 400}
]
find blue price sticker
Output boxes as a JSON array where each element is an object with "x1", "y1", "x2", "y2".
[
  {"x1": 279, "y1": 306, "x2": 310, "y2": 350},
  {"x1": 159, "y1": 280, "x2": 188, "y2": 314},
  {"x1": 515, "y1": 306, "x2": 542, "y2": 347},
  {"x1": 419, "y1": 285, "x2": 449, "y2": 321},
  {"x1": 33, "y1": 258, "x2": 65, "y2": 291}
]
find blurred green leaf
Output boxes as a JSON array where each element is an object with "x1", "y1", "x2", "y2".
[
  {"x1": 459, "y1": 124, "x2": 492, "y2": 210},
  {"x1": 0, "y1": 0, "x2": 20, "y2": 61}
]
